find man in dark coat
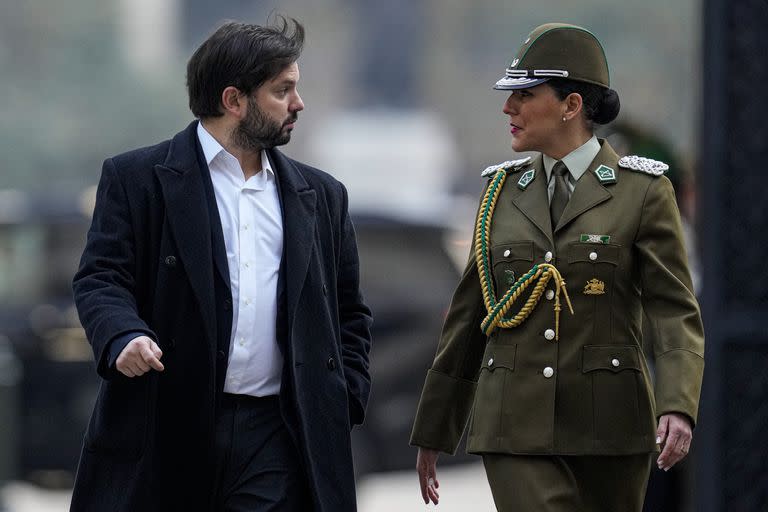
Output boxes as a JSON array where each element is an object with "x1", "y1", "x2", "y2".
[{"x1": 71, "y1": 18, "x2": 372, "y2": 512}]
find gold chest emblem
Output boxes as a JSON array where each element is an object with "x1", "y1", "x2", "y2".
[{"x1": 583, "y1": 278, "x2": 606, "y2": 295}]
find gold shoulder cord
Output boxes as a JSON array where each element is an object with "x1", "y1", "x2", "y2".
[{"x1": 474, "y1": 169, "x2": 574, "y2": 338}]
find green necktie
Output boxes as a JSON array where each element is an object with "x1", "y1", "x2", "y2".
[{"x1": 550, "y1": 161, "x2": 570, "y2": 229}]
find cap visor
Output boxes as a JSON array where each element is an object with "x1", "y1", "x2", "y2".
[{"x1": 493, "y1": 76, "x2": 549, "y2": 90}]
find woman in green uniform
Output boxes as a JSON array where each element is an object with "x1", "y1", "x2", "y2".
[{"x1": 410, "y1": 23, "x2": 704, "y2": 511}]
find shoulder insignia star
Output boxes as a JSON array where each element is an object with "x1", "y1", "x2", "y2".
[
  {"x1": 481, "y1": 156, "x2": 532, "y2": 178},
  {"x1": 618, "y1": 155, "x2": 669, "y2": 176}
]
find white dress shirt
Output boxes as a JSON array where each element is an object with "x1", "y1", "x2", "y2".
[
  {"x1": 197, "y1": 122, "x2": 284, "y2": 396},
  {"x1": 543, "y1": 135, "x2": 601, "y2": 202}
]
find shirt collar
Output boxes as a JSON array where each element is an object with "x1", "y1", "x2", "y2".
[
  {"x1": 196, "y1": 121, "x2": 274, "y2": 178},
  {"x1": 543, "y1": 135, "x2": 600, "y2": 182}
]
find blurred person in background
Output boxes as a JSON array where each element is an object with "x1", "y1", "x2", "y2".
[
  {"x1": 71, "y1": 17, "x2": 371, "y2": 512},
  {"x1": 410, "y1": 23, "x2": 704, "y2": 511}
]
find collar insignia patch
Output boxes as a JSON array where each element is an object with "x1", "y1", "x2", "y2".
[
  {"x1": 517, "y1": 169, "x2": 536, "y2": 190},
  {"x1": 594, "y1": 165, "x2": 616, "y2": 184}
]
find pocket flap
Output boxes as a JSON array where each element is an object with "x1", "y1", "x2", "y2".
[
  {"x1": 582, "y1": 345, "x2": 641, "y2": 373},
  {"x1": 491, "y1": 241, "x2": 534, "y2": 263},
  {"x1": 481, "y1": 344, "x2": 517, "y2": 372},
  {"x1": 567, "y1": 242, "x2": 620, "y2": 266}
]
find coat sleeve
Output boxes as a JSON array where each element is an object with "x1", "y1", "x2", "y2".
[
  {"x1": 636, "y1": 176, "x2": 705, "y2": 425},
  {"x1": 73, "y1": 158, "x2": 156, "y2": 379},
  {"x1": 410, "y1": 218, "x2": 488, "y2": 454},
  {"x1": 336, "y1": 184, "x2": 373, "y2": 427}
]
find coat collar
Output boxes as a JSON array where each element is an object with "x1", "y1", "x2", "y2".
[
  {"x1": 554, "y1": 139, "x2": 617, "y2": 232},
  {"x1": 152, "y1": 121, "x2": 319, "y2": 345},
  {"x1": 153, "y1": 121, "x2": 218, "y2": 346},
  {"x1": 511, "y1": 139, "x2": 618, "y2": 241},
  {"x1": 266, "y1": 148, "x2": 317, "y2": 325}
]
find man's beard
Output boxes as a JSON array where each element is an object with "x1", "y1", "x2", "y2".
[{"x1": 231, "y1": 97, "x2": 297, "y2": 152}]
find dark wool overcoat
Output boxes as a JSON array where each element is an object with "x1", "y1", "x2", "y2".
[{"x1": 71, "y1": 121, "x2": 372, "y2": 511}]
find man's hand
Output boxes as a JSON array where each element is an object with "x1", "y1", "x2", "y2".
[
  {"x1": 656, "y1": 412, "x2": 693, "y2": 471},
  {"x1": 116, "y1": 336, "x2": 164, "y2": 378},
  {"x1": 416, "y1": 447, "x2": 440, "y2": 505}
]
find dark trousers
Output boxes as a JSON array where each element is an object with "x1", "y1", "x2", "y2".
[
  {"x1": 483, "y1": 453, "x2": 652, "y2": 512},
  {"x1": 212, "y1": 394, "x2": 311, "y2": 512}
]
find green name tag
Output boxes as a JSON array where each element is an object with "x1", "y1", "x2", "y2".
[{"x1": 580, "y1": 234, "x2": 611, "y2": 244}]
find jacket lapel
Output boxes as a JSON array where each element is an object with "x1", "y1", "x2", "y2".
[
  {"x1": 268, "y1": 149, "x2": 317, "y2": 326},
  {"x1": 154, "y1": 121, "x2": 217, "y2": 346},
  {"x1": 554, "y1": 140, "x2": 617, "y2": 233},
  {"x1": 511, "y1": 155, "x2": 554, "y2": 246}
]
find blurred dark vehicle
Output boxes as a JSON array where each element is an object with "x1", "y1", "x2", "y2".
[
  {"x1": 351, "y1": 214, "x2": 475, "y2": 475},
  {"x1": 0, "y1": 189, "x2": 98, "y2": 487}
]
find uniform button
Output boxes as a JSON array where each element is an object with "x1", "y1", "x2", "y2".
[
  {"x1": 546, "y1": 289, "x2": 555, "y2": 300},
  {"x1": 544, "y1": 329, "x2": 555, "y2": 340},
  {"x1": 488, "y1": 358, "x2": 494, "y2": 366},
  {"x1": 322, "y1": 284, "x2": 328, "y2": 295},
  {"x1": 217, "y1": 350, "x2": 226, "y2": 360},
  {"x1": 589, "y1": 251, "x2": 598, "y2": 261},
  {"x1": 327, "y1": 357, "x2": 336, "y2": 371},
  {"x1": 223, "y1": 299, "x2": 232, "y2": 311},
  {"x1": 612, "y1": 358, "x2": 620, "y2": 367},
  {"x1": 544, "y1": 251, "x2": 553, "y2": 262},
  {"x1": 543, "y1": 367, "x2": 554, "y2": 378},
  {"x1": 503, "y1": 249, "x2": 511, "y2": 258},
  {"x1": 164, "y1": 255, "x2": 177, "y2": 267}
]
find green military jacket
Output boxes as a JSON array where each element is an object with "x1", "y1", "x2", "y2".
[{"x1": 410, "y1": 140, "x2": 704, "y2": 456}]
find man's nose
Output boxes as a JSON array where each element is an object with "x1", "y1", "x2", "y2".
[{"x1": 291, "y1": 92, "x2": 304, "y2": 113}]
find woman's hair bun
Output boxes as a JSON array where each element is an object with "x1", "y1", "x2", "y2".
[{"x1": 593, "y1": 88, "x2": 620, "y2": 125}]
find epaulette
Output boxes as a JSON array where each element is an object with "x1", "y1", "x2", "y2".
[
  {"x1": 481, "y1": 156, "x2": 532, "y2": 178},
  {"x1": 618, "y1": 155, "x2": 669, "y2": 176}
]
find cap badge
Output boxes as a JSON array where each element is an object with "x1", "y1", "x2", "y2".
[
  {"x1": 517, "y1": 169, "x2": 536, "y2": 190},
  {"x1": 594, "y1": 165, "x2": 617, "y2": 184},
  {"x1": 511, "y1": 58, "x2": 520, "y2": 67},
  {"x1": 583, "y1": 278, "x2": 606, "y2": 295},
  {"x1": 580, "y1": 234, "x2": 611, "y2": 244}
]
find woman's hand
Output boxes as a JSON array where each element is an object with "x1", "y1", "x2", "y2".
[
  {"x1": 656, "y1": 412, "x2": 693, "y2": 471},
  {"x1": 416, "y1": 447, "x2": 440, "y2": 505}
]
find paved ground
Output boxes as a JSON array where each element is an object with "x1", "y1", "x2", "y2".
[{"x1": 1, "y1": 462, "x2": 495, "y2": 511}]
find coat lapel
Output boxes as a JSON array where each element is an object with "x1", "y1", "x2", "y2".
[
  {"x1": 511, "y1": 156, "x2": 554, "y2": 245},
  {"x1": 554, "y1": 140, "x2": 618, "y2": 233},
  {"x1": 268, "y1": 149, "x2": 317, "y2": 325},
  {"x1": 154, "y1": 121, "x2": 218, "y2": 346}
]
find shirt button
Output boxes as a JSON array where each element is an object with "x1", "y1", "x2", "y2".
[
  {"x1": 589, "y1": 251, "x2": 598, "y2": 261},
  {"x1": 612, "y1": 358, "x2": 620, "y2": 367},
  {"x1": 243, "y1": 224, "x2": 249, "y2": 231},
  {"x1": 544, "y1": 329, "x2": 555, "y2": 340},
  {"x1": 543, "y1": 367, "x2": 554, "y2": 378},
  {"x1": 245, "y1": 298, "x2": 251, "y2": 305},
  {"x1": 244, "y1": 262, "x2": 250, "y2": 268},
  {"x1": 546, "y1": 289, "x2": 555, "y2": 300},
  {"x1": 503, "y1": 249, "x2": 511, "y2": 258},
  {"x1": 544, "y1": 251, "x2": 553, "y2": 262},
  {"x1": 488, "y1": 358, "x2": 494, "y2": 366}
]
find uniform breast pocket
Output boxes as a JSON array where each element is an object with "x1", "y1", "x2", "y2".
[
  {"x1": 582, "y1": 345, "x2": 643, "y2": 439},
  {"x1": 491, "y1": 241, "x2": 534, "y2": 296}
]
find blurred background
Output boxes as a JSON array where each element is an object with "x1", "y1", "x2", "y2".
[{"x1": 0, "y1": 0, "x2": 765, "y2": 511}]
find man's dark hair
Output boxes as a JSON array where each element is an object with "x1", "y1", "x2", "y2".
[{"x1": 186, "y1": 17, "x2": 305, "y2": 119}]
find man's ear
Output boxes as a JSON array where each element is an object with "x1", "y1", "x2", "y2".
[{"x1": 220, "y1": 86, "x2": 247, "y2": 118}]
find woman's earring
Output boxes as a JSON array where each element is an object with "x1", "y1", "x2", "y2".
[{"x1": 562, "y1": 116, "x2": 567, "y2": 122}]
